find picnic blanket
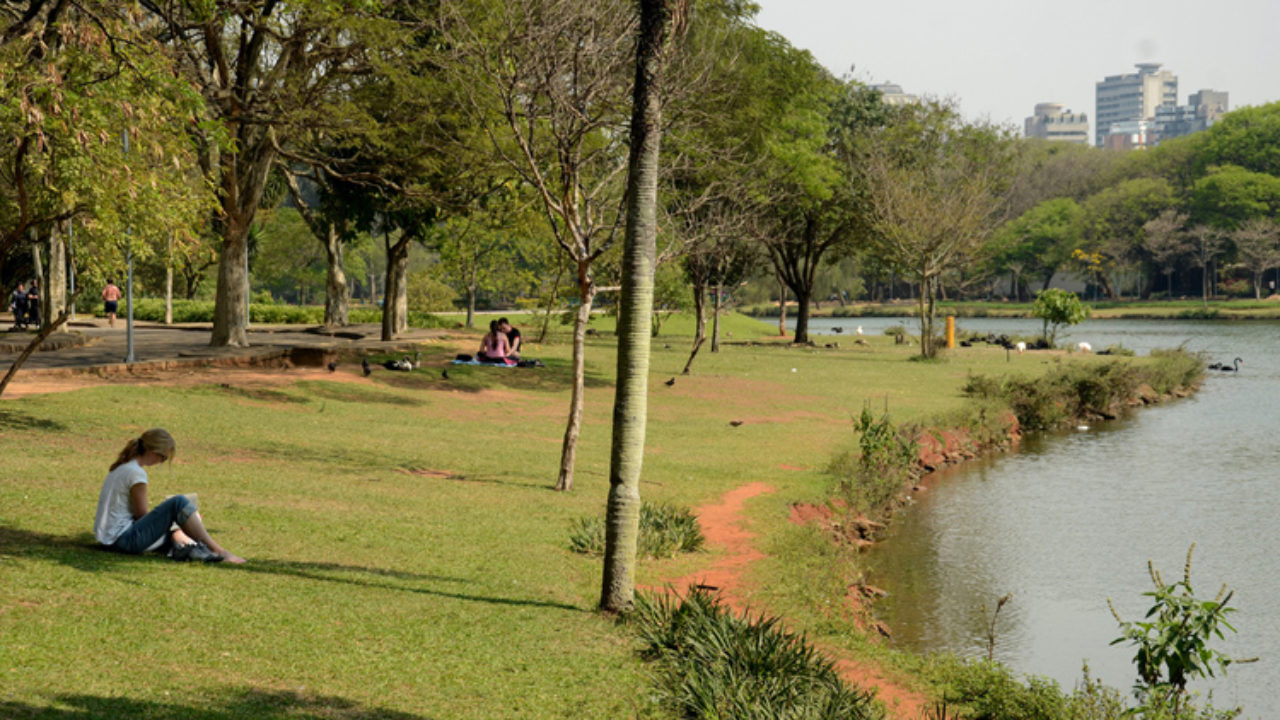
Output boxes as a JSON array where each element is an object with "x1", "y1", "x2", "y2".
[{"x1": 450, "y1": 358, "x2": 517, "y2": 367}]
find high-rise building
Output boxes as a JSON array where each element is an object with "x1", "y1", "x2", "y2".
[
  {"x1": 1095, "y1": 63, "x2": 1178, "y2": 147},
  {"x1": 870, "y1": 83, "x2": 919, "y2": 106},
  {"x1": 1024, "y1": 102, "x2": 1089, "y2": 144},
  {"x1": 1154, "y1": 89, "x2": 1229, "y2": 143}
]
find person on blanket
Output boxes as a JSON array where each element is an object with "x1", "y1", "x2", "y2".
[{"x1": 477, "y1": 319, "x2": 511, "y2": 363}]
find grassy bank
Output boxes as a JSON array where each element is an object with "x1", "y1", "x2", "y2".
[
  {"x1": 0, "y1": 311, "x2": 1196, "y2": 718},
  {"x1": 744, "y1": 298, "x2": 1280, "y2": 320}
]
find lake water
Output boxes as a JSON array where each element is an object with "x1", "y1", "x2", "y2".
[{"x1": 797, "y1": 315, "x2": 1280, "y2": 716}]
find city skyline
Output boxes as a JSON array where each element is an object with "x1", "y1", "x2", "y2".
[{"x1": 751, "y1": 0, "x2": 1278, "y2": 131}]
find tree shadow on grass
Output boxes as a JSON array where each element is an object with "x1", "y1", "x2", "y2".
[
  {"x1": 364, "y1": 355, "x2": 612, "y2": 396},
  {"x1": 235, "y1": 558, "x2": 580, "y2": 612},
  {"x1": 1, "y1": 687, "x2": 437, "y2": 720},
  {"x1": 1, "y1": 526, "x2": 579, "y2": 613},
  {"x1": 0, "y1": 407, "x2": 67, "y2": 432}
]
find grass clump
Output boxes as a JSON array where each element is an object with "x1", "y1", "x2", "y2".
[
  {"x1": 569, "y1": 502, "x2": 704, "y2": 558},
  {"x1": 827, "y1": 407, "x2": 920, "y2": 514},
  {"x1": 630, "y1": 587, "x2": 881, "y2": 720}
]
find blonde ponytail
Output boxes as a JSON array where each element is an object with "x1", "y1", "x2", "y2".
[{"x1": 109, "y1": 428, "x2": 176, "y2": 470}]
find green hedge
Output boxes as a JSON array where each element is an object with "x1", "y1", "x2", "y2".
[{"x1": 95, "y1": 299, "x2": 450, "y2": 329}]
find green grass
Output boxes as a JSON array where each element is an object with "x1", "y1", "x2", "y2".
[{"x1": 0, "y1": 311, "x2": 1182, "y2": 718}]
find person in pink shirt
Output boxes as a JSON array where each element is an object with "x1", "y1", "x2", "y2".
[{"x1": 477, "y1": 319, "x2": 510, "y2": 363}]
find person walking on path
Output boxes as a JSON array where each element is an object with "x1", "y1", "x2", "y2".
[
  {"x1": 9, "y1": 281, "x2": 28, "y2": 330},
  {"x1": 94, "y1": 428, "x2": 246, "y2": 564},
  {"x1": 25, "y1": 278, "x2": 41, "y2": 329},
  {"x1": 101, "y1": 278, "x2": 121, "y2": 327}
]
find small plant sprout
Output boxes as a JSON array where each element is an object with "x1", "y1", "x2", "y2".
[{"x1": 1108, "y1": 543, "x2": 1257, "y2": 716}]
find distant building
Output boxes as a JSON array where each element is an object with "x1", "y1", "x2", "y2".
[
  {"x1": 1103, "y1": 119, "x2": 1158, "y2": 150},
  {"x1": 1095, "y1": 63, "x2": 1178, "y2": 147},
  {"x1": 1024, "y1": 102, "x2": 1089, "y2": 144},
  {"x1": 1155, "y1": 89, "x2": 1229, "y2": 142},
  {"x1": 870, "y1": 83, "x2": 919, "y2": 106}
]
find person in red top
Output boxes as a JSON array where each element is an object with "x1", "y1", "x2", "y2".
[{"x1": 101, "y1": 279, "x2": 122, "y2": 327}]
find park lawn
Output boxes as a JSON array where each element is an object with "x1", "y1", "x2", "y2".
[{"x1": 1, "y1": 311, "x2": 1127, "y2": 719}]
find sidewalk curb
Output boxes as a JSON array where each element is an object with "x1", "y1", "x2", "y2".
[{"x1": 15, "y1": 348, "x2": 291, "y2": 378}]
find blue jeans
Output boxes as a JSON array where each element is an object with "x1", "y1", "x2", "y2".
[{"x1": 111, "y1": 495, "x2": 198, "y2": 554}]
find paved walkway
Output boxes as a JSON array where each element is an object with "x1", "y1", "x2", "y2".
[{"x1": 1, "y1": 314, "x2": 455, "y2": 376}]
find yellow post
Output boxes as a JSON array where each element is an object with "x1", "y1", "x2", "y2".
[{"x1": 945, "y1": 315, "x2": 955, "y2": 349}]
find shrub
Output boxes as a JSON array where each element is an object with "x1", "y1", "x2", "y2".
[
  {"x1": 963, "y1": 350, "x2": 1203, "y2": 431},
  {"x1": 828, "y1": 407, "x2": 919, "y2": 514},
  {"x1": 630, "y1": 587, "x2": 879, "y2": 720},
  {"x1": 1032, "y1": 289, "x2": 1090, "y2": 344},
  {"x1": 568, "y1": 503, "x2": 704, "y2": 558},
  {"x1": 103, "y1": 298, "x2": 448, "y2": 328}
]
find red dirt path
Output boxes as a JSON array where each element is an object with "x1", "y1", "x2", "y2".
[{"x1": 660, "y1": 483, "x2": 930, "y2": 720}]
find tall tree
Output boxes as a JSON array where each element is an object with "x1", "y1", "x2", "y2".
[
  {"x1": 1233, "y1": 218, "x2": 1280, "y2": 299},
  {"x1": 141, "y1": 1, "x2": 396, "y2": 346},
  {"x1": 866, "y1": 101, "x2": 1015, "y2": 357},
  {"x1": 1143, "y1": 209, "x2": 1190, "y2": 298},
  {"x1": 599, "y1": 0, "x2": 687, "y2": 615},
  {"x1": 1, "y1": 2, "x2": 210, "y2": 286},
  {"x1": 441, "y1": 0, "x2": 636, "y2": 491}
]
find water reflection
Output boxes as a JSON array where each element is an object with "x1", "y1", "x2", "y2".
[{"x1": 794, "y1": 317, "x2": 1278, "y2": 715}]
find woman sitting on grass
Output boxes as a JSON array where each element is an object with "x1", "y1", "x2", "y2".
[
  {"x1": 477, "y1": 319, "x2": 511, "y2": 363},
  {"x1": 93, "y1": 428, "x2": 245, "y2": 564}
]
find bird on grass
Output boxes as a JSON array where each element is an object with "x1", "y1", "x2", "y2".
[
  {"x1": 729, "y1": 420, "x2": 744, "y2": 427},
  {"x1": 327, "y1": 360, "x2": 338, "y2": 373},
  {"x1": 664, "y1": 377, "x2": 676, "y2": 386},
  {"x1": 361, "y1": 358, "x2": 371, "y2": 377},
  {"x1": 832, "y1": 326, "x2": 844, "y2": 334},
  {"x1": 1015, "y1": 341, "x2": 1027, "y2": 354},
  {"x1": 855, "y1": 326, "x2": 864, "y2": 336},
  {"x1": 441, "y1": 369, "x2": 450, "y2": 380},
  {"x1": 1077, "y1": 341, "x2": 1092, "y2": 353}
]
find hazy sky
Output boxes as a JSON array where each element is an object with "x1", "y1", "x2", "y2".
[{"x1": 752, "y1": 0, "x2": 1280, "y2": 132}]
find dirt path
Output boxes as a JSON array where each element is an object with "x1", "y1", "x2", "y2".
[{"x1": 663, "y1": 482, "x2": 930, "y2": 720}]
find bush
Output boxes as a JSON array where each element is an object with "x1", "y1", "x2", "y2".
[
  {"x1": 927, "y1": 656, "x2": 1071, "y2": 720},
  {"x1": 828, "y1": 407, "x2": 919, "y2": 514},
  {"x1": 104, "y1": 298, "x2": 449, "y2": 328},
  {"x1": 963, "y1": 350, "x2": 1203, "y2": 431},
  {"x1": 568, "y1": 503, "x2": 704, "y2": 559},
  {"x1": 630, "y1": 587, "x2": 879, "y2": 720}
]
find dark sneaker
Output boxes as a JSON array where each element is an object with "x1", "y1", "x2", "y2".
[{"x1": 170, "y1": 542, "x2": 224, "y2": 563}]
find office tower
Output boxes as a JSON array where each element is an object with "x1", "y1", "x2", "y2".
[
  {"x1": 1095, "y1": 63, "x2": 1177, "y2": 147},
  {"x1": 1024, "y1": 102, "x2": 1090, "y2": 144}
]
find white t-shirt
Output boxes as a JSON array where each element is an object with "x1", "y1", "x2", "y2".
[{"x1": 94, "y1": 459, "x2": 147, "y2": 545}]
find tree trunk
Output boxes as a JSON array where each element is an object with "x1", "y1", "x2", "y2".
[
  {"x1": 555, "y1": 279, "x2": 595, "y2": 492},
  {"x1": 917, "y1": 273, "x2": 932, "y2": 357},
  {"x1": 600, "y1": 0, "x2": 677, "y2": 614},
  {"x1": 210, "y1": 223, "x2": 250, "y2": 347},
  {"x1": 381, "y1": 231, "x2": 411, "y2": 341},
  {"x1": 323, "y1": 223, "x2": 349, "y2": 328},
  {"x1": 776, "y1": 273, "x2": 786, "y2": 336},
  {"x1": 691, "y1": 279, "x2": 706, "y2": 346},
  {"x1": 164, "y1": 238, "x2": 174, "y2": 325},
  {"x1": 537, "y1": 263, "x2": 564, "y2": 343},
  {"x1": 792, "y1": 287, "x2": 812, "y2": 344},
  {"x1": 710, "y1": 281, "x2": 723, "y2": 353},
  {"x1": 466, "y1": 284, "x2": 477, "y2": 329},
  {"x1": 46, "y1": 226, "x2": 66, "y2": 331}
]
